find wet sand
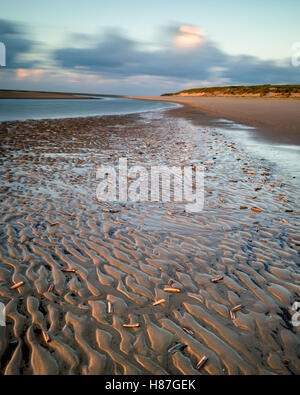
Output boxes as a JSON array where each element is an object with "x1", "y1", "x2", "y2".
[
  {"x1": 126, "y1": 96, "x2": 300, "y2": 145},
  {"x1": 0, "y1": 110, "x2": 300, "y2": 375}
]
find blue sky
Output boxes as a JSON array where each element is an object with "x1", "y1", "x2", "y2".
[{"x1": 0, "y1": 0, "x2": 299, "y2": 94}]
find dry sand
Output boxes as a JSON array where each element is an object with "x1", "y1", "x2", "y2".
[
  {"x1": 0, "y1": 110, "x2": 300, "y2": 375},
  {"x1": 127, "y1": 96, "x2": 300, "y2": 145}
]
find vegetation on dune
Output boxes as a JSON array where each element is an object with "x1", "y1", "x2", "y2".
[{"x1": 161, "y1": 84, "x2": 300, "y2": 97}]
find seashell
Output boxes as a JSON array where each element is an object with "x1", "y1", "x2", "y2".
[
  {"x1": 251, "y1": 207, "x2": 262, "y2": 212},
  {"x1": 168, "y1": 343, "x2": 187, "y2": 354},
  {"x1": 107, "y1": 301, "x2": 113, "y2": 313},
  {"x1": 164, "y1": 287, "x2": 181, "y2": 293},
  {"x1": 232, "y1": 304, "x2": 242, "y2": 312},
  {"x1": 183, "y1": 328, "x2": 194, "y2": 335},
  {"x1": 196, "y1": 356, "x2": 208, "y2": 370},
  {"x1": 152, "y1": 299, "x2": 166, "y2": 306},
  {"x1": 210, "y1": 275, "x2": 223, "y2": 283},
  {"x1": 11, "y1": 281, "x2": 25, "y2": 290},
  {"x1": 122, "y1": 323, "x2": 140, "y2": 328},
  {"x1": 42, "y1": 330, "x2": 51, "y2": 343},
  {"x1": 230, "y1": 310, "x2": 236, "y2": 320},
  {"x1": 187, "y1": 293, "x2": 204, "y2": 303}
]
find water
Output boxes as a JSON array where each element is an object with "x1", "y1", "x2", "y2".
[
  {"x1": 216, "y1": 118, "x2": 300, "y2": 183},
  {"x1": 1, "y1": 96, "x2": 299, "y2": 184},
  {"x1": 0, "y1": 97, "x2": 179, "y2": 122}
]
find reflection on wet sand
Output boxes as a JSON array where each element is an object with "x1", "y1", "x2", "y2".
[{"x1": 0, "y1": 111, "x2": 299, "y2": 375}]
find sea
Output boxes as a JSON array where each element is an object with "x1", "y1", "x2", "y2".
[{"x1": 0, "y1": 97, "x2": 178, "y2": 122}]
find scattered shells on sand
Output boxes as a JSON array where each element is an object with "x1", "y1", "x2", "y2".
[
  {"x1": 230, "y1": 304, "x2": 243, "y2": 320},
  {"x1": 10, "y1": 281, "x2": 25, "y2": 290},
  {"x1": 1, "y1": 106, "x2": 299, "y2": 376}
]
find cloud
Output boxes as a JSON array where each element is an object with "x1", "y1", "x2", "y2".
[
  {"x1": 174, "y1": 26, "x2": 206, "y2": 48},
  {"x1": 53, "y1": 25, "x2": 227, "y2": 81},
  {"x1": 53, "y1": 24, "x2": 300, "y2": 86},
  {"x1": 16, "y1": 68, "x2": 45, "y2": 80},
  {"x1": 55, "y1": 30, "x2": 140, "y2": 70},
  {"x1": 0, "y1": 19, "x2": 38, "y2": 68},
  {"x1": 222, "y1": 55, "x2": 299, "y2": 85},
  {"x1": 1, "y1": 19, "x2": 299, "y2": 94}
]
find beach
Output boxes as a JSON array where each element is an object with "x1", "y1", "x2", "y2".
[
  {"x1": 0, "y1": 104, "x2": 300, "y2": 375},
  {"x1": 127, "y1": 96, "x2": 300, "y2": 145}
]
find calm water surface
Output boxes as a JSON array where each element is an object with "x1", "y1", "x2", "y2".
[{"x1": 0, "y1": 97, "x2": 179, "y2": 122}]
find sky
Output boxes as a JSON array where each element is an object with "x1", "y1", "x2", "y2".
[{"x1": 0, "y1": 0, "x2": 299, "y2": 95}]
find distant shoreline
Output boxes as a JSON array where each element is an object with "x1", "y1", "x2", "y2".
[{"x1": 0, "y1": 90, "x2": 122, "y2": 99}]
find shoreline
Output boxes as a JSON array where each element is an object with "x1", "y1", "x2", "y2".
[
  {"x1": 0, "y1": 111, "x2": 300, "y2": 374},
  {"x1": 3, "y1": 90, "x2": 300, "y2": 146},
  {"x1": 0, "y1": 90, "x2": 122, "y2": 99},
  {"x1": 126, "y1": 95, "x2": 300, "y2": 146}
]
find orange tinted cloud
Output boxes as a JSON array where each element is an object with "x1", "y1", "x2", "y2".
[
  {"x1": 16, "y1": 69, "x2": 44, "y2": 79},
  {"x1": 175, "y1": 26, "x2": 206, "y2": 48}
]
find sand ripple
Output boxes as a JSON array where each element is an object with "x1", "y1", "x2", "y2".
[{"x1": 0, "y1": 113, "x2": 299, "y2": 374}]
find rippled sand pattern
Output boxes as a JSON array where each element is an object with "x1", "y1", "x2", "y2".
[{"x1": 0, "y1": 112, "x2": 299, "y2": 375}]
